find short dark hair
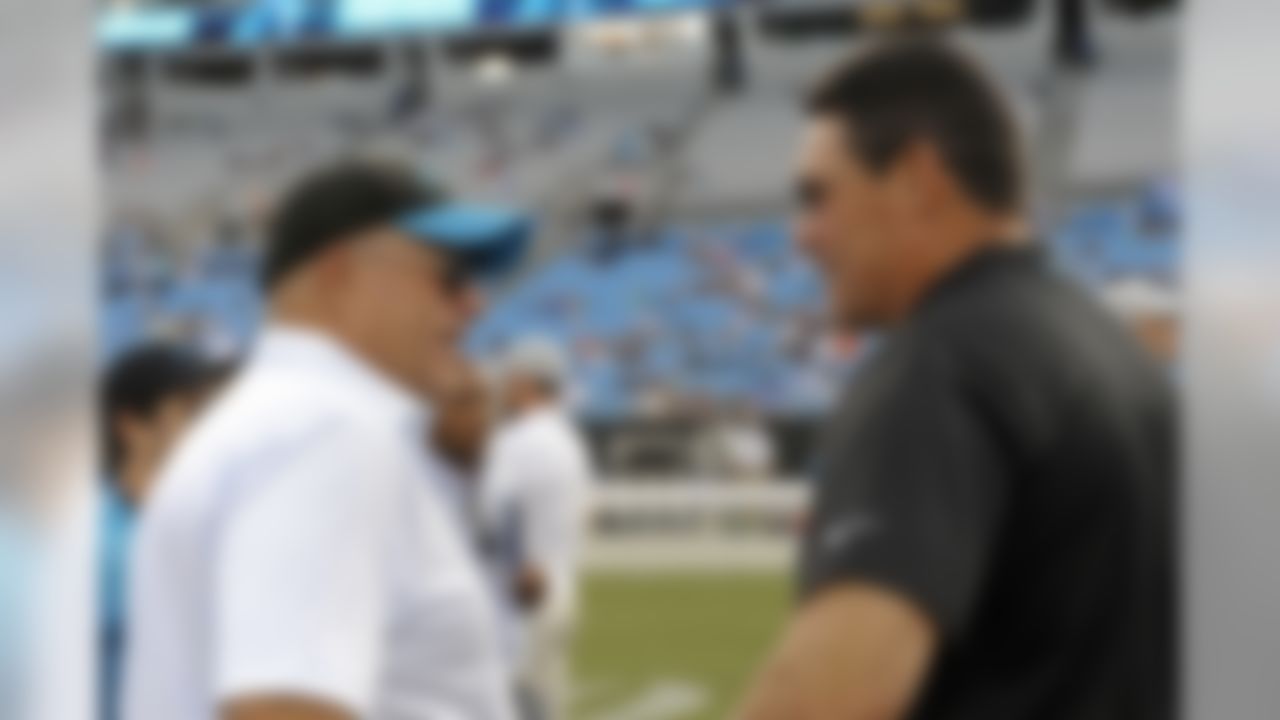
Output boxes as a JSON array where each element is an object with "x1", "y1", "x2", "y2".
[
  {"x1": 101, "y1": 343, "x2": 225, "y2": 475},
  {"x1": 806, "y1": 39, "x2": 1023, "y2": 213}
]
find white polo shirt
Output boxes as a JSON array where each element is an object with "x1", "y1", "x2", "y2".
[
  {"x1": 123, "y1": 326, "x2": 514, "y2": 720},
  {"x1": 481, "y1": 406, "x2": 593, "y2": 648}
]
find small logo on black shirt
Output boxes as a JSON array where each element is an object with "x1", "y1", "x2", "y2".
[{"x1": 820, "y1": 514, "x2": 880, "y2": 554}]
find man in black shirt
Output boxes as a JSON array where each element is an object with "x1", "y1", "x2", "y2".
[{"x1": 737, "y1": 40, "x2": 1175, "y2": 720}]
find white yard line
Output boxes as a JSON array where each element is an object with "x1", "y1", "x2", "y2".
[
  {"x1": 573, "y1": 679, "x2": 622, "y2": 709},
  {"x1": 586, "y1": 679, "x2": 710, "y2": 720}
]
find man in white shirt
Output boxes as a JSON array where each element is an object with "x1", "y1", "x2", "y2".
[
  {"x1": 482, "y1": 339, "x2": 594, "y2": 720},
  {"x1": 124, "y1": 161, "x2": 531, "y2": 720}
]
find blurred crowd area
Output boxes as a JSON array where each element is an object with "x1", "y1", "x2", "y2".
[
  {"x1": 98, "y1": 0, "x2": 1179, "y2": 475},
  {"x1": 103, "y1": 183, "x2": 1179, "y2": 419}
]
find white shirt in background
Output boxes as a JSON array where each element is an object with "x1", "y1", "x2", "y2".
[
  {"x1": 481, "y1": 406, "x2": 593, "y2": 655},
  {"x1": 124, "y1": 326, "x2": 514, "y2": 720}
]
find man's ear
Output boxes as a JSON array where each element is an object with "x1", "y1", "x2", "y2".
[{"x1": 883, "y1": 140, "x2": 951, "y2": 223}]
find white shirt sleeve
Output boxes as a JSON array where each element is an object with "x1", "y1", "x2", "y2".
[{"x1": 214, "y1": 421, "x2": 400, "y2": 716}]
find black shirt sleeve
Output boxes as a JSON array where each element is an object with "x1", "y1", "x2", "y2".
[{"x1": 802, "y1": 332, "x2": 1009, "y2": 641}]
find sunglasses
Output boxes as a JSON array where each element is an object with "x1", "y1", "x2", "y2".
[
  {"x1": 434, "y1": 253, "x2": 477, "y2": 298},
  {"x1": 795, "y1": 177, "x2": 827, "y2": 210}
]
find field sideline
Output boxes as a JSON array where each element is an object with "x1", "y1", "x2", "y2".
[{"x1": 572, "y1": 572, "x2": 791, "y2": 720}]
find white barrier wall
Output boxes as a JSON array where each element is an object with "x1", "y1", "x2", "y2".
[{"x1": 584, "y1": 480, "x2": 810, "y2": 572}]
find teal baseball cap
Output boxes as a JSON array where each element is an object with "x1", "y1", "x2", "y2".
[{"x1": 263, "y1": 160, "x2": 532, "y2": 290}]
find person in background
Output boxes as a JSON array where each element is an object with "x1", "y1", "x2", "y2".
[
  {"x1": 698, "y1": 404, "x2": 777, "y2": 482},
  {"x1": 431, "y1": 363, "x2": 497, "y2": 533},
  {"x1": 433, "y1": 364, "x2": 494, "y2": 480},
  {"x1": 123, "y1": 161, "x2": 530, "y2": 720},
  {"x1": 100, "y1": 343, "x2": 229, "y2": 720},
  {"x1": 482, "y1": 338, "x2": 594, "y2": 720},
  {"x1": 737, "y1": 39, "x2": 1174, "y2": 720},
  {"x1": 1055, "y1": 0, "x2": 1097, "y2": 70},
  {"x1": 1104, "y1": 276, "x2": 1179, "y2": 366}
]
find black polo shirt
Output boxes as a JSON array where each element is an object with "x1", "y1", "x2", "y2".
[{"x1": 800, "y1": 245, "x2": 1176, "y2": 720}]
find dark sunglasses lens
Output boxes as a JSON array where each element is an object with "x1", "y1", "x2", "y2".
[
  {"x1": 796, "y1": 178, "x2": 824, "y2": 209},
  {"x1": 442, "y1": 260, "x2": 473, "y2": 294}
]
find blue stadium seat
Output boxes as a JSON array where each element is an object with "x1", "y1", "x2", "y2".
[{"x1": 104, "y1": 187, "x2": 1179, "y2": 417}]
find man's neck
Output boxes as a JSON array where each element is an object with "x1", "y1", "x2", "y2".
[
  {"x1": 267, "y1": 303, "x2": 333, "y2": 341},
  {"x1": 117, "y1": 458, "x2": 151, "y2": 508},
  {"x1": 893, "y1": 214, "x2": 1030, "y2": 322},
  {"x1": 984, "y1": 215, "x2": 1033, "y2": 249},
  {"x1": 265, "y1": 310, "x2": 435, "y2": 410},
  {"x1": 510, "y1": 396, "x2": 554, "y2": 421}
]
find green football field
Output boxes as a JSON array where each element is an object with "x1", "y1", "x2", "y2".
[{"x1": 571, "y1": 572, "x2": 791, "y2": 720}]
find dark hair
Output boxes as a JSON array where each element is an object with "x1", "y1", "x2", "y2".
[
  {"x1": 806, "y1": 39, "x2": 1023, "y2": 213},
  {"x1": 101, "y1": 343, "x2": 224, "y2": 476}
]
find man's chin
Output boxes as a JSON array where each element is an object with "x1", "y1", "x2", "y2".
[
  {"x1": 421, "y1": 348, "x2": 470, "y2": 395},
  {"x1": 428, "y1": 329, "x2": 465, "y2": 354},
  {"x1": 829, "y1": 299, "x2": 879, "y2": 332}
]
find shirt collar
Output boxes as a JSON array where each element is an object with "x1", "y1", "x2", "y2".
[
  {"x1": 252, "y1": 324, "x2": 431, "y2": 427},
  {"x1": 918, "y1": 242, "x2": 1044, "y2": 313}
]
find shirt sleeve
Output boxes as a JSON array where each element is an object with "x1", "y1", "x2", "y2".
[
  {"x1": 803, "y1": 337, "x2": 1009, "y2": 641},
  {"x1": 213, "y1": 421, "x2": 400, "y2": 715}
]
